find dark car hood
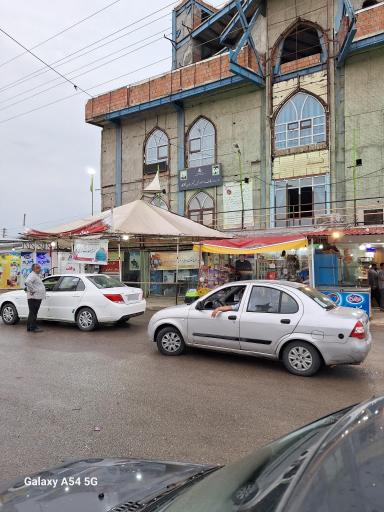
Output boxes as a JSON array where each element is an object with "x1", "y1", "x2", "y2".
[{"x1": 0, "y1": 458, "x2": 217, "y2": 512}]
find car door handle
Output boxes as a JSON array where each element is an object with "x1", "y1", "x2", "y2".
[
  {"x1": 281, "y1": 319, "x2": 291, "y2": 324},
  {"x1": 228, "y1": 315, "x2": 237, "y2": 320}
]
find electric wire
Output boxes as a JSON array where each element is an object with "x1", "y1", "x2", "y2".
[
  {"x1": 0, "y1": 0, "x2": 123, "y2": 68},
  {"x1": 0, "y1": 27, "x2": 92, "y2": 97},
  {"x1": 0, "y1": 4, "x2": 177, "y2": 94}
]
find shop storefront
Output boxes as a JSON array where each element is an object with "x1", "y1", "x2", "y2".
[
  {"x1": 194, "y1": 235, "x2": 310, "y2": 291},
  {"x1": 308, "y1": 227, "x2": 384, "y2": 316}
]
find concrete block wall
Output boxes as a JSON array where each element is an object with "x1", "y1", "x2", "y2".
[{"x1": 344, "y1": 46, "x2": 384, "y2": 217}]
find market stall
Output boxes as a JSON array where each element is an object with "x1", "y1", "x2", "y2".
[
  {"x1": 193, "y1": 234, "x2": 310, "y2": 291},
  {"x1": 25, "y1": 199, "x2": 229, "y2": 299},
  {"x1": 307, "y1": 227, "x2": 384, "y2": 316}
]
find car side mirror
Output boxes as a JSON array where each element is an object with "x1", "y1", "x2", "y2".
[{"x1": 195, "y1": 301, "x2": 204, "y2": 311}]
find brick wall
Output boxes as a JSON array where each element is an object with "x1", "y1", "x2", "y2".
[
  {"x1": 355, "y1": 3, "x2": 384, "y2": 40},
  {"x1": 85, "y1": 48, "x2": 256, "y2": 122},
  {"x1": 280, "y1": 53, "x2": 321, "y2": 74}
]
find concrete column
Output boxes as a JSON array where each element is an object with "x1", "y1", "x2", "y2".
[
  {"x1": 333, "y1": 65, "x2": 346, "y2": 214},
  {"x1": 114, "y1": 121, "x2": 122, "y2": 207},
  {"x1": 174, "y1": 102, "x2": 185, "y2": 216}
]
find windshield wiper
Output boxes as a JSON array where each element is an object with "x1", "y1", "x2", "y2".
[{"x1": 109, "y1": 467, "x2": 220, "y2": 512}]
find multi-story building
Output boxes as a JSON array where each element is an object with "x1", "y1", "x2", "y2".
[{"x1": 85, "y1": 0, "x2": 384, "y2": 232}]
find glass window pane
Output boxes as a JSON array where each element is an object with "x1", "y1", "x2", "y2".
[
  {"x1": 247, "y1": 286, "x2": 281, "y2": 313},
  {"x1": 300, "y1": 136, "x2": 312, "y2": 145},
  {"x1": 288, "y1": 139, "x2": 299, "y2": 147},
  {"x1": 313, "y1": 134, "x2": 326, "y2": 143},
  {"x1": 157, "y1": 145, "x2": 168, "y2": 160},
  {"x1": 280, "y1": 292, "x2": 299, "y2": 314},
  {"x1": 190, "y1": 138, "x2": 201, "y2": 153}
]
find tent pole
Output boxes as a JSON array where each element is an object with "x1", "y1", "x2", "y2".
[
  {"x1": 118, "y1": 238, "x2": 122, "y2": 282},
  {"x1": 176, "y1": 237, "x2": 179, "y2": 305}
]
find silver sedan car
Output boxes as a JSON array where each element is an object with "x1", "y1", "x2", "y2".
[{"x1": 148, "y1": 281, "x2": 372, "y2": 376}]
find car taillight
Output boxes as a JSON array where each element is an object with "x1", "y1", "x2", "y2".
[
  {"x1": 104, "y1": 293, "x2": 124, "y2": 303},
  {"x1": 350, "y1": 320, "x2": 365, "y2": 340}
]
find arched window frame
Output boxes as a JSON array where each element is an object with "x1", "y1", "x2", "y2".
[
  {"x1": 273, "y1": 90, "x2": 327, "y2": 152},
  {"x1": 188, "y1": 191, "x2": 215, "y2": 227},
  {"x1": 150, "y1": 195, "x2": 169, "y2": 210},
  {"x1": 186, "y1": 117, "x2": 216, "y2": 168},
  {"x1": 144, "y1": 128, "x2": 170, "y2": 172},
  {"x1": 272, "y1": 20, "x2": 328, "y2": 76}
]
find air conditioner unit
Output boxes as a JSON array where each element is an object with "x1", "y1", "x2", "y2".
[{"x1": 357, "y1": 208, "x2": 384, "y2": 226}]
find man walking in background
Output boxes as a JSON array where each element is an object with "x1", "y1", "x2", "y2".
[
  {"x1": 378, "y1": 263, "x2": 384, "y2": 312},
  {"x1": 25, "y1": 263, "x2": 46, "y2": 333},
  {"x1": 368, "y1": 263, "x2": 381, "y2": 308}
]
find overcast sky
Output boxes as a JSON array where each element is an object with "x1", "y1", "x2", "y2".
[{"x1": 0, "y1": 0, "x2": 223, "y2": 238}]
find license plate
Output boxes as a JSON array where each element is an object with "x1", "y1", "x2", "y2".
[{"x1": 125, "y1": 293, "x2": 140, "y2": 302}]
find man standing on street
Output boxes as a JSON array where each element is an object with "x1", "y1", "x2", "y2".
[
  {"x1": 378, "y1": 262, "x2": 384, "y2": 312},
  {"x1": 368, "y1": 263, "x2": 381, "y2": 308},
  {"x1": 25, "y1": 263, "x2": 46, "y2": 332}
]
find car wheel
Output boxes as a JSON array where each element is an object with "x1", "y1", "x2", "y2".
[
  {"x1": 1, "y1": 303, "x2": 19, "y2": 325},
  {"x1": 76, "y1": 307, "x2": 98, "y2": 331},
  {"x1": 156, "y1": 327, "x2": 186, "y2": 356},
  {"x1": 282, "y1": 341, "x2": 322, "y2": 377}
]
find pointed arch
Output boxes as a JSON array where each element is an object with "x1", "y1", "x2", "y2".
[
  {"x1": 188, "y1": 190, "x2": 215, "y2": 227},
  {"x1": 274, "y1": 90, "x2": 327, "y2": 151},
  {"x1": 144, "y1": 127, "x2": 170, "y2": 172},
  {"x1": 186, "y1": 116, "x2": 216, "y2": 168},
  {"x1": 272, "y1": 19, "x2": 327, "y2": 75}
]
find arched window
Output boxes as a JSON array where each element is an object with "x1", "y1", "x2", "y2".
[
  {"x1": 150, "y1": 196, "x2": 168, "y2": 210},
  {"x1": 281, "y1": 23, "x2": 322, "y2": 64},
  {"x1": 188, "y1": 191, "x2": 214, "y2": 227},
  {"x1": 144, "y1": 129, "x2": 169, "y2": 167},
  {"x1": 275, "y1": 92, "x2": 326, "y2": 150},
  {"x1": 187, "y1": 118, "x2": 215, "y2": 168}
]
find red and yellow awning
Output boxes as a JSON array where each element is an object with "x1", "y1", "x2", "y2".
[{"x1": 194, "y1": 235, "x2": 308, "y2": 255}]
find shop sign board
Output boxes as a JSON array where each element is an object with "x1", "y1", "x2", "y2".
[
  {"x1": 58, "y1": 253, "x2": 81, "y2": 274},
  {"x1": 322, "y1": 290, "x2": 371, "y2": 316},
  {"x1": 73, "y1": 239, "x2": 108, "y2": 265},
  {"x1": 223, "y1": 181, "x2": 253, "y2": 229},
  {"x1": 179, "y1": 164, "x2": 222, "y2": 191},
  {"x1": 0, "y1": 253, "x2": 21, "y2": 289},
  {"x1": 150, "y1": 250, "x2": 199, "y2": 271}
]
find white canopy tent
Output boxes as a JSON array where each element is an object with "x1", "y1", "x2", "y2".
[{"x1": 26, "y1": 199, "x2": 231, "y2": 289}]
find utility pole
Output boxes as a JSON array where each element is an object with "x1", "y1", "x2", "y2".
[
  {"x1": 2, "y1": 228, "x2": 7, "y2": 238},
  {"x1": 352, "y1": 128, "x2": 357, "y2": 226},
  {"x1": 234, "y1": 144, "x2": 245, "y2": 229}
]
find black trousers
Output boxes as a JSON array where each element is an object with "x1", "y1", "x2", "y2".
[
  {"x1": 27, "y1": 299, "x2": 42, "y2": 331},
  {"x1": 371, "y1": 287, "x2": 381, "y2": 308}
]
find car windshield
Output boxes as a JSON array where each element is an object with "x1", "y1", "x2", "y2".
[
  {"x1": 299, "y1": 286, "x2": 336, "y2": 309},
  {"x1": 157, "y1": 409, "x2": 347, "y2": 512},
  {"x1": 87, "y1": 275, "x2": 126, "y2": 289}
]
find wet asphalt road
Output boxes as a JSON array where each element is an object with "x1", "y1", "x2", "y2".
[{"x1": 1, "y1": 312, "x2": 384, "y2": 482}]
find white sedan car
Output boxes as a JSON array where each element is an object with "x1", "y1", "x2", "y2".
[{"x1": 0, "y1": 274, "x2": 146, "y2": 331}]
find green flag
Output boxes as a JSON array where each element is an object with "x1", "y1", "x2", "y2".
[{"x1": 90, "y1": 174, "x2": 94, "y2": 193}]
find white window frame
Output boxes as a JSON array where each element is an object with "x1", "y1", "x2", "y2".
[
  {"x1": 145, "y1": 129, "x2": 169, "y2": 165},
  {"x1": 275, "y1": 93, "x2": 326, "y2": 150},
  {"x1": 187, "y1": 118, "x2": 215, "y2": 168}
]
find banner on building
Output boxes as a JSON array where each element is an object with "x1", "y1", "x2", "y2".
[
  {"x1": 73, "y1": 239, "x2": 108, "y2": 265},
  {"x1": 150, "y1": 250, "x2": 200, "y2": 271},
  {"x1": 222, "y1": 181, "x2": 253, "y2": 229},
  {"x1": 179, "y1": 164, "x2": 223, "y2": 191},
  {"x1": 58, "y1": 252, "x2": 81, "y2": 274},
  {"x1": 0, "y1": 253, "x2": 21, "y2": 289}
]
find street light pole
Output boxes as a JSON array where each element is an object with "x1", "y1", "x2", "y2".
[{"x1": 87, "y1": 167, "x2": 96, "y2": 216}]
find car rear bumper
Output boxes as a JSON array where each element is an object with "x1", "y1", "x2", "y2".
[
  {"x1": 324, "y1": 332, "x2": 372, "y2": 365},
  {"x1": 97, "y1": 300, "x2": 146, "y2": 322}
]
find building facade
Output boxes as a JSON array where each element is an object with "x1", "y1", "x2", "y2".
[{"x1": 85, "y1": 0, "x2": 384, "y2": 233}]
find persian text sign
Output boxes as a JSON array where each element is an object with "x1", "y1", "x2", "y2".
[
  {"x1": 150, "y1": 250, "x2": 199, "y2": 271},
  {"x1": 179, "y1": 164, "x2": 222, "y2": 191},
  {"x1": 73, "y1": 240, "x2": 108, "y2": 265}
]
